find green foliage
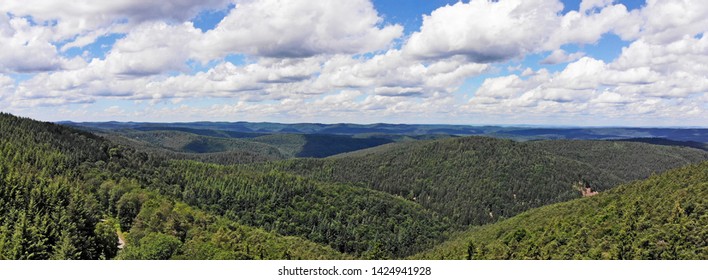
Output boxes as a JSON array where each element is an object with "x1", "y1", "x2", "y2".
[
  {"x1": 118, "y1": 232, "x2": 182, "y2": 260},
  {"x1": 252, "y1": 134, "x2": 392, "y2": 158},
  {"x1": 102, "y1": 132, "x2": 285, "y2": 165},
  {"x1": 117, "y1": 193, "x2": 345, "y2": 260},
  {"x1": 1, "y1": 112, "x2": 706, "y2": 260},
  {"x1": 529, "y1": 140, "x2": 708, "y2": 181},
  {"x1": 154, "y1": 161, "x2": 451, "y2": 258},
  {"x1": 412, "y1": 162, "x2": 708, "y2": 259},
  {"x1": 100, "y1": 129, "x2": 393, "y2": 164},
  {"x1": 264, "y1": 137, "x2": 706, "y2": 226},
  {"x1": 0, "y1": 113, "x2": 343, "y2": 260},
  {"x1": 94, "y1": 220, "x2": 119, "y2": 260}
]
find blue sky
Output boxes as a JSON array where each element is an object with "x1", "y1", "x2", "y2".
[{"x1": 0, "y1": 0, "x2": 706, "y2": 127}]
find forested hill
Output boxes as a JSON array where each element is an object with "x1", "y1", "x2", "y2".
[
  {"x1": 0, "y1": 113, "x2": 450, "y2": 259},
  {"x1": 265, "y1": 137, "x2": 708, "y2": 226},
  {"x1": 92, "y1": 129, "x2": 395, "y2": 162},
  {"x1": 63, "y1": 121, "x2": 708, "y2": 143},
  {"x1": 528, "y1": 140, "x2": 708, "y2": 181},
  {"x1": 2, "y1": 112, "x2": 707, "y2": 260},
  {"x1": 0, "y1": 113, "x2": 346, "y2": 259},
  {"x1": 412, "y1": 161, "x2": 708, "y2": 259}
]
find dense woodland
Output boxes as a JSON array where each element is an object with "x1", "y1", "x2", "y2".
[
  {"x1": 263, "y1": 137, "x2": 707, "y2": 225},
  {"x1": 1, "y1": 112, "x2": 707, "y2": 259},
  {"x1": 413, "y1": 161, "x2": 708, "y2": 259},
  {"x1": 0, "y1": 113, "x2": 343, "y2": 259}
]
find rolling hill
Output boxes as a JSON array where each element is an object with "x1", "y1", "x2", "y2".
[
  {"x1": 528, "y1": 139, "x2": 708, "y2": 181},
  {"x1": 90, "y1": 128, "x2": 396, "y2": 161},
  {"x1": 0, "y1": 113, "x2": 344, "y2": 259},
  {"x1": 63, "y1": 121, "x2": 708, "y2": 143},
  {"x1": 3, "y1": 112, "x2": 707, "y2": 260},
  {"x1": 412, "y1": 161, "x2": 708, "y2": 259},
  {"x1": 265, "y1": 137, "x2": 708, "y2": 226},
  {"x1": 0, "y1": 113, "x2": 449, "y2": 259}
]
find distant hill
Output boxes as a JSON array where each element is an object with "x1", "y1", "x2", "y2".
[
  {"x1": 615, "y1": 138, "x2": 708, "y2": 151},
  {"x1": 87, "y1": 128, "x2": 395, "y2": 162},
  {"x1": 412, "y1": 161, "x2": 708, "y2": 259},
  {"x1": 252, "y1": 133, "x2": 393, "y2": 158},
  {"x1": 102, "y1": 132, "x2": 283, "y2": 165},
  {"x1": 264, "y1": 137, "x2": 708, "y2": 226},
  {"x1": 62, "y1": 121, "x2": 708, "y2": 143},
  {"x1": 528, "y1": 140, "x2": 708, "y2": 181}
]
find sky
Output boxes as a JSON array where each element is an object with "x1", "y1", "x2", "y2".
[{"x1": 0, "y1": 0, "x2": 706, "y2": 127}]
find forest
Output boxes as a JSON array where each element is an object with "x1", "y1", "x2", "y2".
[
  {"x1": 413, "y1": 161, "x2": 708, "y2": 259},
  {"x1": 1, "y1": 112, "x2": 707, "y2": 259}
]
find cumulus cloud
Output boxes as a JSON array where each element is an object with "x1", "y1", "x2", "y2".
[
  {"x1": 638, "y1": 0, "x2": 708, "y2": 44},
  {"x1": 545, "y1": 3, "x2": 642, "y2": 49},
  {"x1": 404, "y1": 0, "x2": 563, "y2": 62},
  {"x1": 2, "y1": 0, "x2": 707, "y2": 126},
  {"x1": 540, "y1": 49, "x2": 586, "y2": 64},
  {"x1": 107, "y1": 22, "x2": 202, "y2": 76},
  {"x1": 313, "y1": 51, "x2": 488, "y2": 97},
  {"x1": 0, "y1": 75, "x2": 14, "y2": 104},
  {"x1": 138, "y1": 57, "x2": 325, "y2": 100},
  {"x1": 466, "y1": 34, "x2": 708, "y2": 125},
  {"x1": 195, "y1": 0, "x2": 402, "y2": 60},
  {"x1": 0, "y1": 0, "x2": 229, "y2": 43},
  {"x1": 403, "y1": 0, "x2": 647, "y2": 62},
  {"x1": 0, "y1": 14, "x2": 63, "y2": 73}
]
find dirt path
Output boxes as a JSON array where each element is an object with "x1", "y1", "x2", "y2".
[{"x1": 117, "y1": 231, "x2": 126, "y2": 249}]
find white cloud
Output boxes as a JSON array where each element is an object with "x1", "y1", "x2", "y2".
[
  {"x1": 0, "y1": 15, "x2": 63, "y2": 73},
  {"x1": 195, "y1": 0, "x2": 402, "y2": 60},
  {"x1": 107, "y1": 22, "x2": 202, "y2": 76},
  {"x1": 545, "y1": 3, "x2": 642, "y2": 48},
  {"x1": 374, "y1": 87, "x2": 424, "y2": 97},
  {"x1": 0, "y1": 75, "x2": 14, "y2": 104},
  {"x1": 638, "y1": 0, "x2": 708, "y2": 44},
  {"x1": 614, "y1": 35, "x2": 708, "y2": 76},
  {"x1": 138, "y1": 57, "x2": 325, "y2": 100},
  {"x1": 313, "y1": 51, "x2": 488, "y2": 97},
  {"x1": 540, "y1": 49, "x2": 586, "y2": 64},
  {"x1": 466, "y1": 32, "x2": 708, "y2": 125},
  {"x1": 521, "y1": 68, "x2": 536, "y2": 77},
  {"x1": 579, "y1": 0, "x2": 615, "y2": 13},
  {"x1": 403, "y1": 0, "x2": 647, "y2": 63},
  {"x1": 404, "y1": 0, "x2": 563, "y2": 62},
  {"x1": 0, "y1": 0, "x2": 229, "y2": 43},
  {"x1": 2, "y1": 0, "x2": 706, "y2": 127}
]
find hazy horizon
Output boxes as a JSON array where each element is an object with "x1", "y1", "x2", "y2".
[{"x1": 55, "y1": 117, "x2": 708, "y2": 130}]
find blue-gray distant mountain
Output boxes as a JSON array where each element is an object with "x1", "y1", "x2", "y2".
[{"x1": 61, "y1": 121, "x2": 708, "y2": 143}]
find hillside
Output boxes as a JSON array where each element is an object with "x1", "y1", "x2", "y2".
[
  {"x1": 529, "y1": 140, "x2": 708, "y2": 181},
  {"x1": 616, "y1": 138, "x2": 708, "y2": 151},
  {"x1": 412, "y1": 161, "x2": 708, "y2": 259},
  {"x1": 266, "y1": 137, "x2": 708, "y2": 226},
  {"x1": 0, "y1": 113, "x2": 344, "y2": 259},
  {"x1": 3, "y1": 112, "x2": 707, "y2": 260},
  {"x1": 155, "y1": 161, "x2": 451, "y2": 258},
  {"x1": 0, "y1": 113, "x2": 449, "y2": 259}
]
